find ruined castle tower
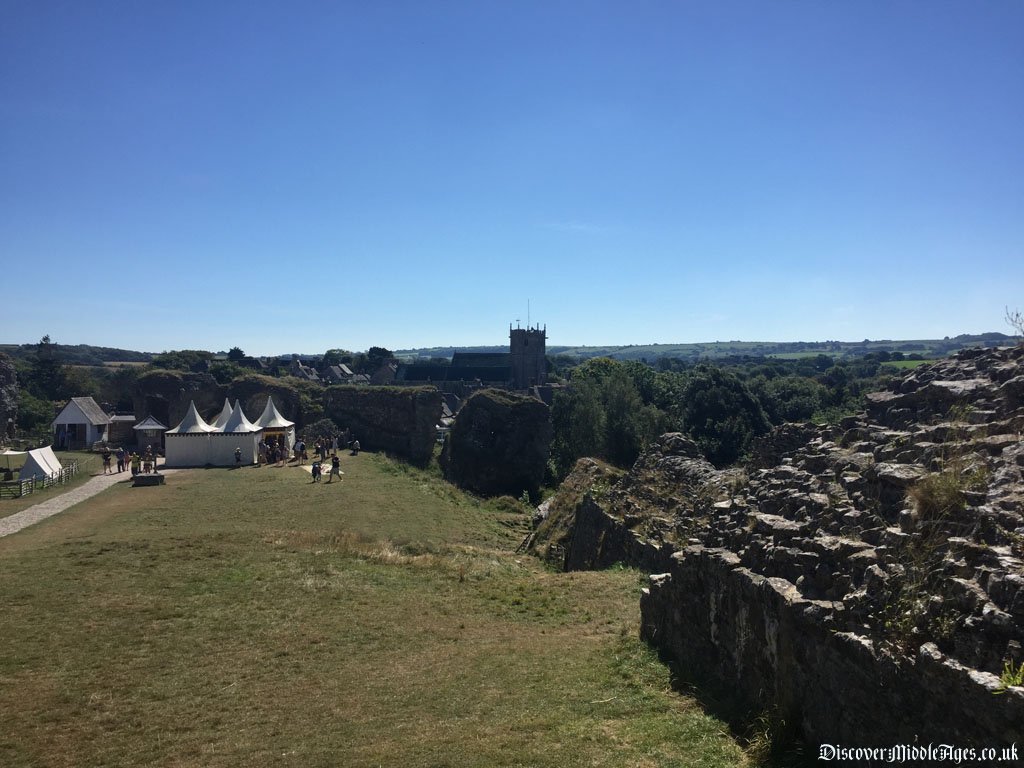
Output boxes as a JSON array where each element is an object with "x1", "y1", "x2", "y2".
[{"x1": 510, "y1": 324, "x2": 546, "y2": 390}]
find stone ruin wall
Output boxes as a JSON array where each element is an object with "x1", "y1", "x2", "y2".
[
  {"x1": 132, "y1": 373, "x2": 441, "y2": 465},
  {"x1": 532, "y1": 346, "x2": 1024, "y2": 747},
  {"x1": 324, "y1": 385, "x2": 440, "y2": 466}
]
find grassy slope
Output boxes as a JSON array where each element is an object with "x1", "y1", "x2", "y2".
[{"x1": 0, "y1": 454, "x2": 745, "y2": 768}]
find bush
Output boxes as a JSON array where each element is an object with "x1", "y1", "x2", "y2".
[{"x1": 674, "y1": 365, "x2": 771, "y2": 467}]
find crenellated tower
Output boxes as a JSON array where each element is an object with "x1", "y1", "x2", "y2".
[{"x1": 509, "y1": 324, "x2": 546, "y2": 389}]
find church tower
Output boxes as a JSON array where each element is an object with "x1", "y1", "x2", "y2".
[{"x1": 510, "y1": 324, "x2": 547, "y2": 390}]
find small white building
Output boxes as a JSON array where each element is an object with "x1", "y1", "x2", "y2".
[
  {"x1": 133, "y1": 415, "x2": 168, "y2": 453},
  {"x1": 52, "y1": 397, "x2": 111, "y2": 450}
]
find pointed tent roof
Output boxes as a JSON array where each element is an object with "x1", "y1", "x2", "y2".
[
  {"x1": 220, "y1": 400, "x2": 261, "y2": 434},
  {"x1": 209, "y1": 398, "x2": 233, "y2": 430},
  {"x1": 255, "y1": 396, "x2": 295, "y2": 429},
  {"x1": 166, "y1": 401, "x2": 215, "y2": 434},
  {"x1": 133, "y1": 415, "x2": 168, "y2": 432}
]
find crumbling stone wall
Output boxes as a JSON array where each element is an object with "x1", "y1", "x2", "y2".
[
  {"x1": 641, "y1": 546, "x2": 1024, "y2": 745},
  {"x1": 133, "y1": 370, "x2": 223, "y2": 429},
  {"x1": 441, "y1": 388, "x2": 551, "y2": 500},
  {"x1": 324, "y1": 385, "x2": 440, "y2": 466},
  {"x1": 226, "y1": 375, "x2": 319, "y2": 426},
  {"x1": 535, "y1": 346, "x2": 1024, "y2": 747}
]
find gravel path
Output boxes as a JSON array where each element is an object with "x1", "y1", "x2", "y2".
[{"x1": 0, "y1": 462, "x2": 177, "y2": 538}]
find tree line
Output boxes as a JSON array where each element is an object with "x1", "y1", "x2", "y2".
[{"x1": 548, "y1": 352, "x2": 903, "y2": 478}]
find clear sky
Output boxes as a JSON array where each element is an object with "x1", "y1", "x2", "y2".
[{"x1": 2, "y1": 1, "x2": 1022, "y2": 356}]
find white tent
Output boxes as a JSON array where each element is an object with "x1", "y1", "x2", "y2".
[
  {"x1": 255, "y1": 396, "x2": 296, "y2": 455},
  {"x1": 18, "y1": 445, "x2": 63, "y2": 481},
  {"x1": 209, "y1": 400, "x2": 261, "y2": 465},
  {"x1": 209, "y1": 399, "x2": 233, "y2": 431},
  {"x1": 164, "y1": 400, "x2": 263, "y2": 467},
  {"x1": 2, "y1": 448, "x2": 26, "y2": 478},
  {"x1": 164, "y1": 402, "x2": 215, "y2": 467}
]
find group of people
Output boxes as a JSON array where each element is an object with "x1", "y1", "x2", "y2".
[
  {"x1": 257, "y1": 436, "x2": 291, "y2": 467},
  {"x1": 310, "y1": 453, "x2": 344, "y2": 483},
  {"x1": 101, "y1": 446, "x2": 157, "y2": 476}
]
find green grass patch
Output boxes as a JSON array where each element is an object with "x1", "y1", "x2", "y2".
[{"x1": 0, "y1": 453, "x2": 745, "y2": 767}]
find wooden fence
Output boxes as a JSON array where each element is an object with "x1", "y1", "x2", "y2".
[{"x1": 0, "y1": 460, "x2": 80, "y2": 500}]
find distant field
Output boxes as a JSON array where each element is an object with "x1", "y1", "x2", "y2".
[{"x1": 0, "y1": 454, "x2": 746, "y2": 768}]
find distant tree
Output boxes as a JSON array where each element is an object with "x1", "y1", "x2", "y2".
[
  {"x1": 99, "y1": 365, "x2": 140, "y2": 412},
  {"x1": 15, "y1": 390, "x2": 53, "y2": 435},
  {"x1": 227, "y1": 347, "x2": 246, "y2": 362},
  {"x1": 62, "y1": 366, "x2": 101, "y2": 400},
  {"x1": 151, "y1": 350, "x2": 214, "y2": 372},
  {"x1": 550, "y1": 359, "x2": 667, "y2": 477},
  {"x1": 322, "y1": 349, "x2": 352, "y2": 367},
  {"x1": 366, "y1": 346, "x2": 393, "y2": 369},
  {"x1": 673, "y1": 365, "x2": 771, "y2": 467},
  {"x1": 602, "y1": 367, "x2": 667, "y2": 466},
  {"x1": 352, "y1": 346, "x2": 394, "y2": 374},
  {"x1": 749, "y1": 374, "x2": 827, "y2": 425},
  {"x1": 550, "y1": 379, "x2": 606, "y2": 477},
  {"x1": 28, "y1": 335, "x2": 67, "y2": 400},
  {"x1": 0, "y1": 352, "x2": 18, "y2": 436},
  {"x1": 209, "y1": 361, "x2": 244, "y2": 385}
]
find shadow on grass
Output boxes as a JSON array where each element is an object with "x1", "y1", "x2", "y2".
[{"x1": 655, "y1": 647, "x2": 816, "y2": 768}]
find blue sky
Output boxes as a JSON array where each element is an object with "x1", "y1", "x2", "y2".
[{"x1": 2, "y1": 1, "x2": 1022, "y2": 355}]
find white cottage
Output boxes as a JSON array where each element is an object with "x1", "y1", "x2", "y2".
[{"x1": 52, "y1": 397, "x2": 111, "y2": 450}]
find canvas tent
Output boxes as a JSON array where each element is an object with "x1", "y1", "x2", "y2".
[
  {"x1": 164, "y1": 400, "x2": 263, "y2": 467},
  {"x1": 18, "y1": 446, "x2": 63, "y2": 481},
  {"x1": 209, "y1": 400, "x2": 261, "y2": 465},
  {"x1": 255, "y1": 396, "x2": 295, "y2": 456},
  {"x1": 164, "y1": 401, "x2": 215, "y2": 467},
  {"x1": 2, "y1": 448, "x2": 26, "y2": 479},
  {"x1": 209, "y1": 399, "x2": 233, "y2": 431}
]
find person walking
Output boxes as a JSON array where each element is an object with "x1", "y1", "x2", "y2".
[
  {"x1": 327, "y1": 454, "x2": 343, "y2": 483},
  {"x1": 101, "y1": 449, "x2": 112, "y2": 475}
]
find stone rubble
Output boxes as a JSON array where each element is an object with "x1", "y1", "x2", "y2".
[{"x1": 532, "y1": 345, "x2": 1024, "y2": 746}]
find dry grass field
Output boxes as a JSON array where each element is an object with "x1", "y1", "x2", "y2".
[{"x1": 0, "y1": 452, "x2": 748, "y2": 767}]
